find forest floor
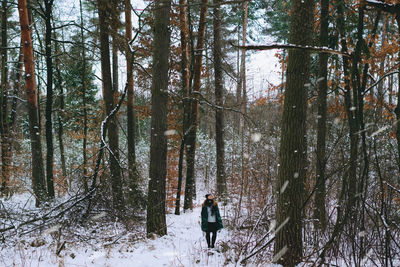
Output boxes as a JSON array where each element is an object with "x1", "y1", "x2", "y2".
[{"x1": 0, "y1": 193, "x2": 245, "y2": 267}]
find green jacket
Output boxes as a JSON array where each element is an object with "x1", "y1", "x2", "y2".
[{"x1": 201, "y1": 201, "x2": 223, "y2": 232}]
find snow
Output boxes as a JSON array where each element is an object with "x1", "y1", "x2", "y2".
[
  {"x1": 371, "y1": 125, "x2": 390, "y2": 137},
  {"x1": 280, "y1": 181, "x2": 289, "y2": 194},
  {"x1": 333, "y1": 117, "x2": 341, "y2": 125},
  {"x1": 1, "y1": 200, "x2": 236, "y2": 267},
  {"x1": 164, "y1": 129, "x2": 178, "y2": 136},
  {"x1": 272, "y1": 246, "x2": 287, "y2": 263},
  {"x1": 251, "y1": 133, "x2": 262, "y2": 142},
  {"x1": 365, "y1": 0, "x2": 391, "y2": 5}
]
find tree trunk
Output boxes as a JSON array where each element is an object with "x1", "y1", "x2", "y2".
[
  {"x1": 317, "y1": 3, "x2": 363, "y2": 261},
  {"x1": 213, "y1": 0, "x2": 226, "y2": 198},
  {"x1": 235, "y1": 26, "x2": 241, "y2": 131},
  {"x1": 175, "y1": 135, "x2": 186, "y2": 215},
  {"x1": 183, "y1": 0, "x2": 208, "y2": 211},
  {"x1": 146, "y1": 0, "x2": 171, "y2": 236},
  {"x1": 44, "y1": 0, "x2": 55, "y2": 198},
  {"x1": 175, "y1": 0, "x2": 190, "y2": 215},
  {"x1": 314, "y1": 0, "x2": 329, "y2": 231},
  {"x1": 80, "y1": 0, "x2": 89, "y2": 193},
  {"x1": 97, "y1": 0, "x2": 125, "y2": 213},
  {"x1": 395, "y1": 17, "x2": 400, "y2": 180},
  {"x1": 125, "y1": 0, "x2": 139, "y2": 204},
  {"x1": 17, "y1": 0, "x2": 46, "y2": 205},
  {"x1": 347, "y1": 6, "x2": 365, "y2": 217},
  {"x1": 6, "y1": 50, "x2": 24, "y2": 193},
  {"x1": 32, "y1": 20, "x2": 42, "y2": 138},
  {"x1": 273, "y1": 0, "x2": 314, "y2": 265},
  {"x1": 237, "y1": 0, "x2": 248, "y2": 219},
  {"x1": 0, "y1": 0, "x2": 10, "y2": 196},
  {"x1": 10, "y1": 49, "x2": 23, "y2": 128},
  {"x1": 53, "y1": 39, "x2": 67, "y2": 190},
  {"x1": 240, "y1": 0, "x2": 248, "y2": 118},
  {"x1": 377, "y1": 16, "x2": 387, "y2": 117}
]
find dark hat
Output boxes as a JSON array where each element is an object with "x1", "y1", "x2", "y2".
[{"x1": 205, "y1": 194, "x2": 211, "y2": 199}]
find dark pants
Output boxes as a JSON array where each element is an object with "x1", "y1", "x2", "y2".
[{"x1": 206, "y1": 222, "x2": 217, "y2": 248}]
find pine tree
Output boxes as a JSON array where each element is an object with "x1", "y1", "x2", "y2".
[
  {"x1": 273, "y1": 0, "x2": 314, "y2": 265},
  {"x1": 146, "y1": 0, "x2": 171, "y2": 236},
  {"x1": 17, "y1": 0, "x2": 46, "y2": 205}
]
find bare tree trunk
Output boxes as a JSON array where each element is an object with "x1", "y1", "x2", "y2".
[
  {"x1": 110, "y1": 6, "x2": 124, "y2": 211},
  {"x1": 242, "y1": 5, "x2": 249, "y2": 198},
  {"x1": 0, "y1": 0, "x2": 10, "y2": 196},
  {"x1": 389, "y1": 71, "x2": 393, "y2": 107},
  {"x1": 112, "y1": 32, "x2": 118, "y2": 99},
  {"x1": 175, "y1": 0, "x2": 190, "y2": 215},
  {"x1": 17, "y1": 0, "x2": 46, "y2": 205},
  {"x1": 97, "y1": 0, "x2": 125, "y2": 213},
  {"x1": 273, "y1": 0, "x2": 314, "y2": 265},
  {"x1": 237, "y1": 0, "x2": 248, "y2": 218},
  {"x1": 80, "y1": 0, "x2": 89, "y2": 193},
  {"x1": 44, "y1": 0, "x2": 55, "y2": 198},
  {"x1": 395, "y1": 17, "x2": 400, "y2": 180},
  {"x1": 146, "y1": 0, "x2": 171, "y2": 236},
  {"x1": 31, "y1": 19, "x2": 43, "y2": 138},
  {"x1": 213, "y1": 0, "x2": 226, "y2": 198},
  {"x1": 183, "y1": 0, "x2": 208, "y2": 211},
  {"x1": 5, "y1": 50, "x2": 23, "y2": 194},
  {"x1": 10, "y1": 49, "x2": 23, "y2": 128},
  {"x1": 377, "y1": 16, "x2": 387, "y2": 117},
  {"x1": 175, "y1": 134, "x2": 186, "y2": 215},
  {"x1": 317, "y1": 3, "x2": 364, "y2": 262},
  {"x1": 314, "y1": 0, "x2": 329, "y2": 231},
  {"x1": 347, "y1": 7, "x2": 365, "y2": 218},
  {"x1": 240, "y1": 0, "x2": 248, "y2": 118},
  {"x1": 53, "y1": 39, "x2": 67, "y2": 190},
  {"x1": 125, "y1": 0, "x2": 139, "y2": 204},
  {"x1": 235, "y1": 26, "x2": 241, "y2": 131}
]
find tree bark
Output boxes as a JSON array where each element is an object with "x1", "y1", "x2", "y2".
[
  {"x1": 97, "y1": 0, "x2": 125, "y2": 213},
  {"x1": 53, "y1": 38, "x2": 67, "y2": 190},
  {"x1": 183, "y1": 0, "x2": 208, "y2": 211},
  {"x1": 240, "y1": 0, "x2": 248, "y2": 117},
  {"x1": 347, "y1": 5, "x2": 365, "y2": 217},
  {"x1": 237, "y1": 0, "x2": 248, "y2": 219},
  {"x1": 175, "y1": 0, "x2": 190, "y2": 215},
  {"x1": 314, "y1": 0, "x2": 329, "y2": 231},
  {"x1": 146, "y1": 0, "x2": 171, "y2": 236},
  {"x1": 110, "y1": 3, "x2": 124, "y2": 212},
  {"x1": 175, "y1": 134, "x2": 186, "y2": 215},
  {"x1": 0, "y1": 0, "x2": 10, "y2": 196},
  {"x1": 44, "y1": 0, "x2": 55, "y2": 198},
  {"x1": 213, "y1": 0, "x2": 226, "y2": 198},
  {"x1": 273, "y1": 0, "x2": 314, "y2": 265},
  {"x1": 10, "y1": 49, "x2": 23, "y2": 128},
  {"x1": 235, "y1": 26, "x2": 241, "y2": 131},
  {"x1": 395, "y1": 17, "x2": 400, "y2": 180},
  {"x1": 80, "y1": 0, "x2": 89, "y2": 193},
  {"x1": 125, "y1": 0, "x2": 139, "y2": 204},
  {"x1": 17, "y1": 0, "x2": 46, "y2": 205}
]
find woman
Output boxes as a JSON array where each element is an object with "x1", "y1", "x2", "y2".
[{"x1": 201, "y1": 194, "x2": 223, "y2": 248}]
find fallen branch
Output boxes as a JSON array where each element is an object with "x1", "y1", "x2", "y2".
[{"x1": 0, "y1": 191, "x2": 92, "y2": 234}]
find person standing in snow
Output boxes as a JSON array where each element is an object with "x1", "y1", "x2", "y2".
[{"x1": 201, "y1": 194, "x2": 223, "y2": 248}]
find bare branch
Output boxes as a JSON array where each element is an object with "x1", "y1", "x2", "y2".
[
  {"x1": 232, "y1": 42, "x2": 351, "y2": 57},
  {"x1": 365, "y1": 0, "x2": 400, "y2": 14}
]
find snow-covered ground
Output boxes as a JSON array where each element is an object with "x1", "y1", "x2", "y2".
[{"x1": 0, "y1": 198, "x2": 235, "y2": 267}]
